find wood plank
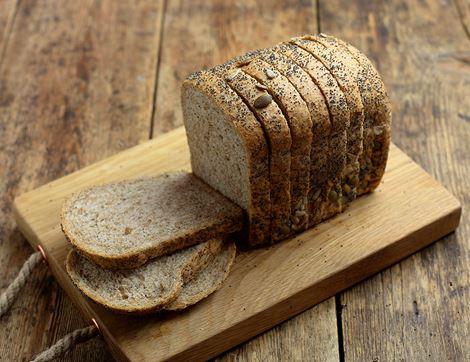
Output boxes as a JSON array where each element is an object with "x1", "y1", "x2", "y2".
[
  {"x1": 0, "y1": 0, "x2": 164, "y2": 361},
  {"x1": 320, "y1": 0, "x2": 470, "y2": 360},
  {"x1": 13, "y1": 127, "x2": 461, "y2": 362},
  {"x1": 153, "y1": 1, "x2": 340, "y2": 360}
]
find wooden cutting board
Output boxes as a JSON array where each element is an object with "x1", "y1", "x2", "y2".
[{"x1": 13, "y1": 127, "x2": 461, "y2": 362}]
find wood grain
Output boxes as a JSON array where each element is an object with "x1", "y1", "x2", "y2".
[
  {"x1": 13, "y1": 127, "x2": 461, "y2": 362},
  {"x1": 320, "y1": 0, "x2": 470, "y2": 360},
  {"x1": 0, "y1": 0, "x2": 164, "y2": 361}
]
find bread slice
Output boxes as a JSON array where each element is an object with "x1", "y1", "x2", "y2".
[
  {"x1": 166, "y1": 241, "x2": 236, "y2": 311},
  {"x1": 261, "y1": 49, "x2": 332, "y2": 226},
  {"x1": 66, "y1": 239, "x2": 225, "y2": 314},
  {"x1": 276, "y1": 42, "x2": 349, "y2": 219},
  {"x1": 182, "y1": 71, "x2": 271, "y2": 246},
  {"x1": 211, "y1": 62, "x2": 292, "y2": 242},
  {"x1": 240, "y1": 57, "x2": 313, "y2": 232},
  {"x1": 291, "y1": 36, "x2": 365, "y2": 207},
  {"x1": 317, "y1": 34, "x2": 392, "y2": 194},
  {"x1": 61, "y1": 172, "x2": 243, "y2": 269}
]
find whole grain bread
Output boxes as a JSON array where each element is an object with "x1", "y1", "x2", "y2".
[
  {"x1": 66, "y1": 239, "x2": 225, "y2": 314},
  {"x1": 276, "y1": 42, "x2": 349, "y2": 219},
  {"x1": 241, "y1": 57, "x2": 313, "y2": 233},
  {"x1": 292, "y1": 36, "x2": 364, "y2": 207},
  {"x1": 211, "y1": 62, "x2": 292, "y2": 242},
  {"x1": 317, "y1": 34, "x2": 391, "y2": 194},
  {"x1": 182, "y1": 71, "x2": 271, "y2": 246},
  {"x1": 61, "y1": 172, "x2": 243, "y2": 269},
  {"x1": 166, "y1": 241, "x2": 236, "y2": 311}
]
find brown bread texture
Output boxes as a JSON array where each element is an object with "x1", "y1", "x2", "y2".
[
  {"x1": 316, "y1": 34, "x2": 392, "y2": 194},
  {"x1": 61, "y1": 172, "x2": 243, "y2": 269},
  {"x1": 211, "y1": 61, "x2": 292, "y2": 242},
  {"x1": 66, "y1": 239, "x2": 227, "y2": 314},
  {"x1": 241, "y1": 57, "x2": 313, "y2": 233},
  {"x1": 291, "y1": 36, "x2": 365, "y2": 207},
  {"x1": 182, "y1": 71, "x2": 271, "y2": 246},
  {"x1": 275, "y1": 42, "x2": 349, "y2": 219},
  {"x1": 259, "y1": 49, "x2": 332, "y2": 227}
]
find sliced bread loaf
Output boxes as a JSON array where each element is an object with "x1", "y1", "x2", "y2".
[
  {"x1": 291, "y1": 36, "x2": 365, "y2": 206},
  {"x1": 61, "y1": 172, "x2": 243, "y2": 269},
  {"x1": 211, "y1": 62, "x2": 293, "y2": 242},
  {"x1": 66, "y1": 239, "x2": 225, "y2": 314},
  {"x1": 240, "y1": 57, "x2": 313, "y2": 232},
  {"x1": 166, "y1": 241, "x2": 236, "y2": 311},
  {"x1": 317, "y1": 34, "x2": 392, "y2": 194},
  {"x1": 182, "y1": 71, "x2": 271, "y2": 247},
  {"x1": 276, "y1": 42, "x2": 349, "y2": 219}
]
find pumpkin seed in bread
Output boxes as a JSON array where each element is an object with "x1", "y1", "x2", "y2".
[
  {"x1": 241, "y1": 57, "x2": 312, "y2": 232},
  {"x1": 182, "y1": 71, "x2": 271, "y2": 246},
  {"x1": 61, "y1": 172, "x2": 243, "y2": 269},
  {"x1": 292, "y1": 36, "x2": 364, "y2": 206}
]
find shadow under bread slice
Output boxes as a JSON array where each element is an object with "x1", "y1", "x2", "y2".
[
  {"x1": 211, "y1": 62, "x2": 292, "y2": 243},
  {"x1": 316, "y1": 34, "x2": 392, "y2": 194},
  {"x1": 276, "y1": 42, "x2": 349, "y2": 220},
  {"x1": 240, "y1": 57, "x2": 313, "y2": 233},
  {"x1": 262, "y1": 48, "x2": 333, "y2": 227},
  {"x1": 66, "y1": 238, "x2": 228, "y2": 314},
  {"x1": 291, "y1": 36, "x2": 365, "y2": 207},
  {"x1": 61, "y1": 172, "x2": 243, "y2": 269},
  {"x1": 182, "y1": 71, "x2": 271, "y2": 246}
]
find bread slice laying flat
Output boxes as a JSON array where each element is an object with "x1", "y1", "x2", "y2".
[
  {"x1": 66, "y1": 239, "x2": 226, "y2": 314},
  {"x1": 166, "y1": 241, "x2": 236, "y2": 311},
  {"x1": 61, "y1": 172, "x2": 243, "y2": 269}
]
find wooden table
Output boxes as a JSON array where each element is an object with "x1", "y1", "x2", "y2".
[{"x1": 0, "y1": 1, "x2": 468, "y2": 361}]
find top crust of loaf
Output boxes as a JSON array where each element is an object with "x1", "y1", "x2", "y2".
[{"x1": 61, "y1": 172, "x2": 243, "y2": 269}]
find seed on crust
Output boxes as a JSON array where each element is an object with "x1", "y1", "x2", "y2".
[{"x1": 254, "y1": 93, "x2": 272, "y2": 108}]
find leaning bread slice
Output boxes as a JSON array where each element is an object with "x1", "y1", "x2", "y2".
[
  {"x1": 276, "y1": 42, "x2": 349, "y2": 219},
  {"x1": 241, "y1": 57, "x2": 313, "y2": 233},
  {"x1": 261, "y1": 49, "x2": 332, "y2": 227},
  {"x1": 166, "y1": 241, "x2": 236, "y2": 311},
  {"x1": 317, "y1": 34, "x2": 391, "y2": 194},
  {"x1": 61, "y1": 172, "x2": 243, "y2": 269},
  {"x1": 291, "y1": 36, "x2": 364, "y2": 206},
  {"x1": 66, "y1": 239, "x2": 224, "y2": 314},
  {"x1": 212, "y1": 62, "x2": 292, "y2": 242},
  {"x1": 182, "y1": 71, "x2": 271, "y2": 247}
]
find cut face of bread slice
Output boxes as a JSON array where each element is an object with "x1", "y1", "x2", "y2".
[
  {"x1": 317, "y1": 34, "x2": 392, "y2": 194},
  {"x1": 66, "y1": 239, "x2": 224, "y2": 314},
  {"x1": 61, "y1": 172, "x2": 243, "y2": 269},
  {"x1": 276, "y1": 42, "x2": 349, "y2": 219},
  {"x1": 212, "y1": 63, "x2": 292, "y2": 242},
  {"x1": 182, "y1": 71, "x2": 271, "y2": 247},
  {"x1": 292, "y1": 36, "x2": 365, "y2": 207},
  {"x1": 261, "y1": 49, "x2": 332, "y2": 227},
  {"x1": 241, "y1": 57, "x2": 313, "y2": 233},
  {"x1": 166, "y1": 241, "x2": 236, "y2": 311}
]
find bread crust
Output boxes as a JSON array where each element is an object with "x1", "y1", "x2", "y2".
[
  {"x1": 241, "y1": 57, "x2": 312, "y2": 233},
  {"x1": 211, "y1": 62, "x2": 292, "y2": 243},
  {"x1": 262, "y1": 49, "x2": 332, "y2": 226},
  {"x1": 317, "y1": 34, "x2": 391, "y2": 194},
  {"x1": 292, "y1": 36, "x2": 365, "y2": 208},
  {"x1": 276, "y1": 42, "x2": 348, "y2": 220}
]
